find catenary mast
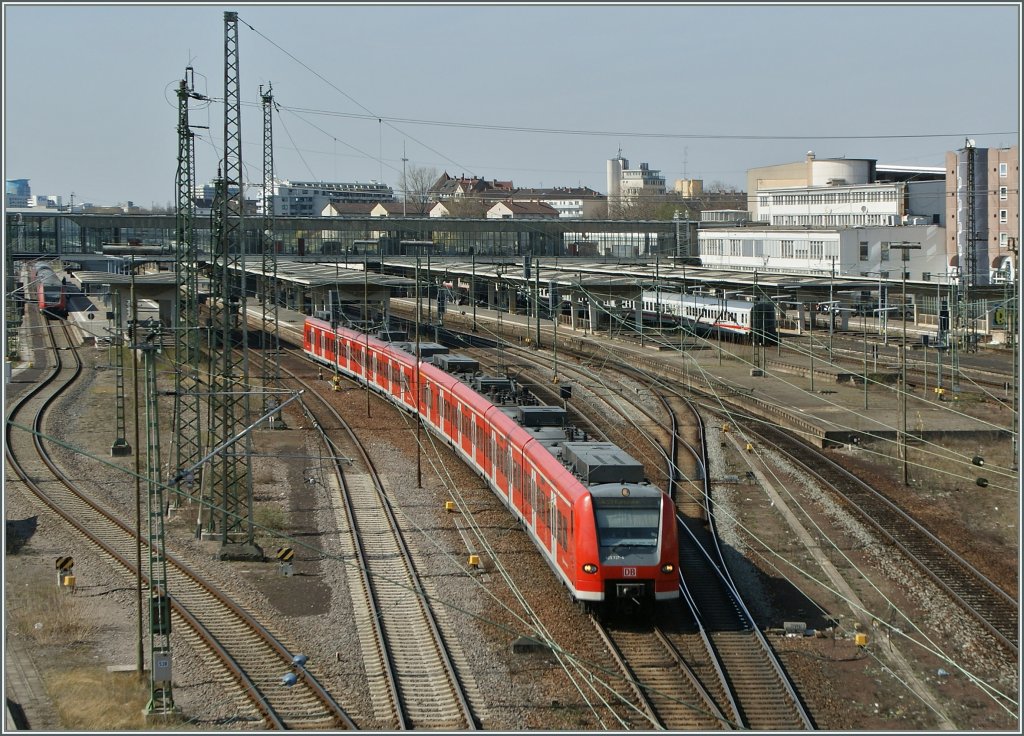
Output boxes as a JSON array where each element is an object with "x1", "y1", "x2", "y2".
[
  {"x1": 207, "y1": 10, "x2": 260, "y2": 558},
  {"x1": 259, "y1": 83, "x2": 282, "y2": 421},
  {"x1": 172, "y1": 68, "x2": 204, "y2": 493}
]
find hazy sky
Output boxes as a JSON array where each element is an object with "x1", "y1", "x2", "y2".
[{"x1": 3, "y1": 2, "x2": 1020, "y2": 208}]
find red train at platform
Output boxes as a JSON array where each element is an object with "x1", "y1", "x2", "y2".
[
  {"x1": 304, "y1": 315, "x2": 680, "y2": 613},
  {"x1": 33, "y1": 263, "x2": 68, "y2": 318}
]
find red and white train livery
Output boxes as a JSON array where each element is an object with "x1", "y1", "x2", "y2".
[{"x1": 304, "y1": 315, "x2": 679, "y2": 611}]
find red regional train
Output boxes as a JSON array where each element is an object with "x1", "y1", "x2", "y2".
[
  {"x1": 304, "y1": 315, "x2": 680, "y2": 613},
  {"x1": 33, "y1": 263, "x2": 68, "y2": 318}
]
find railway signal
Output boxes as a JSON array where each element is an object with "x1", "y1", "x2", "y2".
[
  {"x1": 277, "y1": 547, "x2": 294, "y2": 576},
  {"x1": 55, "y1": 556, "x2": 75, "y2": 590}
]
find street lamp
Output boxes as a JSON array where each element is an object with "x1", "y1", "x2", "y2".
[{"x1": 889, "y1": 242, "x2": 921, "y2": 486}]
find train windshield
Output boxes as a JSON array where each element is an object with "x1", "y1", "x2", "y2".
[{"x1": 592, "y1": 496, "x2": 660, "y2": 548}]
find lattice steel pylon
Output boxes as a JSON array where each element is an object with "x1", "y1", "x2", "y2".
[
  {"x1": 110, "y1": 289, "x2": 132, "y2": 456},
  {"x1": 259, "y1": 83, "x2": 283, "y2": 424},
  {"x1": 171, "y1": 68, "x2": 204, "y2": 492},
  {"x1": 207, "y1": 11, "x2": 259, "y2": 557},
  {"x1": 4, "y1": 237, "x2": 21, "y2": 360},
  {"x1": 139, "y1": 323, "x2": 176, "y2": 716}
]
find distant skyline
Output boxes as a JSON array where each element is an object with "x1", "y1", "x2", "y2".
[{"x1": 3, "y1": 2, "x2": 1020, "y2": 207}]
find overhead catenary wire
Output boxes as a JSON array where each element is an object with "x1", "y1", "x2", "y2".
[{"x1": 487, "y1": 289, "x2": 1018, "y2": 716}]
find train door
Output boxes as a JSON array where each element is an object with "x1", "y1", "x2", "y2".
[
  {"x1": 509, "y1": 448, "x2": 520, "y2": 513},
  {"x1": 490, "y1": 433, "x2": 500, "y2": 488},
  {"x1": 452, "y1": 404, "x2": 459, "y2": 447},
  {"x1": 471, "y1": 416, "x2": 481, "y2": 469},
  {"x1": 426, "y1": 383, "x2": 439, "y2": 428},
  {"x1": 534, "y1": 475, "x2": 550, "y2": 551},
  {"x1": 419, "y1": 380, "x2": 431, "y2": 424},
  {"x1": 548, "y1": 489, "x2": 558, "y2": 556},
  {"x1": 352, "y1": 345, "x2": 364, "y2": 378},
  {"x1": 526, "y1": 469, "x2": 537, "y2": 530},
  {"x1": 460, "y1": 408, "x2": 472, "y2": 456},
  {"x1": 399, "y1": 366, "x2": 412, "y2": 409}
]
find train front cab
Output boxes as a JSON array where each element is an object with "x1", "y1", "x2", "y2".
[{"x1": 584, "y1": 484, "x2": 679, "y2": 614}]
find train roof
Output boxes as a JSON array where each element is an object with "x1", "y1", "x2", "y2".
[{"x1": 562, "y1": 442, "x2": 644, "y2": 485}]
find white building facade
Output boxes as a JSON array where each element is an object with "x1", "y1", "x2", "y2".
[
  {"x1": 697, "y1": 225, "x2": 948, "y2": 282},
  {"x1": 265, "y1": 179, "x2": 394, "y2": 217},
  {"x1": 606, "y1": 153, "x2": 666, "y2": 215}
]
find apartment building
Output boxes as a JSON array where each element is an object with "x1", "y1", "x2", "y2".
[{"x1": 945, "y1": 142, "x2": 1019, "y2": 284}]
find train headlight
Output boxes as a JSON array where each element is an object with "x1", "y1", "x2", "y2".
[
  {"x1": 582, "y1": 563, "x2": 598, "y2": 574},
  {"x1": 660, "y1": 563, "x2": 675, "y2": 574}
]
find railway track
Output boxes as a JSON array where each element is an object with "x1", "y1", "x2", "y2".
[
  {"x1": 454, "y1": 326, "x2": 813, "y2": 729},
  {"x1": 4, "y1": 313, "x2": 354, "y2": 730},
  {"x1": 752, "y1": 420, "x2": 1019, "y2": 655},
  {"x1": 277, "y1": 353, "x2": 479, "y2": 730},
  {"x1": 471, "y1": 306, "x2": 1018, "y2": 661},
  {"x1": 594, "y1": 617, "x2": 732, "y2": 730}
]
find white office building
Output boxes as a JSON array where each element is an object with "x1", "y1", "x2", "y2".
[
  {"x1": 264, "y1": 179, "x2": 394, "y2": 217},
  {"x1": 699, "y1": 152, "x2": 950, "y2": 280},
  {"x1": 606, "y1": 152, "x2": 666, "y2": 216},
  {"x1": 697, "y1": 225, "x2": 948, "y2": 282}
]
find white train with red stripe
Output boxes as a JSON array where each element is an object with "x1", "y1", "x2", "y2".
[
  {"x1": 304, "y1": 315, "x2": 679, "y2": 612},
  {"x1": 622, "y1": 291, "x2": 780, "y2": 345}
]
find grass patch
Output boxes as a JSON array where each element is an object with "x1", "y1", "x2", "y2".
[
  {"x1": 47, "y1": 667, "x2": 155, "y2": 730},
  {"x1": 7, "y1": 586, "x2": 99, "y2": 647},
  {"x1": 254, "y1": 503, "x2": 287, "y2": 532}
]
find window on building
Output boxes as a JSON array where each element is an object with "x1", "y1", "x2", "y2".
[
  {"x1": 880, "y1": 243, "x2": 890, "y2": 261},
  {"x1": 1001, "y1": 232, "x2": 1009, "y2": 246},
  {"x1": 810, "y1": 240, "x2": 824, "y2": 259},
  {"x1": 860, "y1": 242, "x2": 869, "y2": 261},
  {"x1": 1000, "y1": 209, "x2": 1008, "y2": 223},
  {"x1": 781, "y1": 240, "x2": 794, "y2": 258},
  {"x1": 1000, "y1": 162, "x2": 1008, "y2": 177},
  {"x1": 922, "y1": 272, "x2": 932, "y2": 282},
  {"x1": 1000, "y1": 186, "x2": 1008, "y2": 200}
]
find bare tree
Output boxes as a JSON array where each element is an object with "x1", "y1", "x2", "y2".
[
  {"x1": 441, "y1": 197, "x2": 489, "y2": 218},
  {"x1": 705, "y1": 180, "x2": 739, "y2": 194},
  {"x1": 400, "y1": 165, "x2": 440, "y2": 205},
  {"x1": 613, "y1": 194, "x2": 678, "y2": 220}
]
